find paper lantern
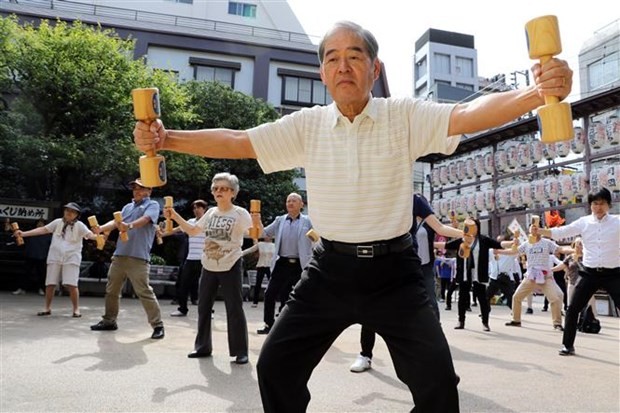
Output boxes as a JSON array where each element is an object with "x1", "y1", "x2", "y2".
[
  {"x1": 456, "y1": 160, "x2": 466, "y2": 181},
  {"x1": 439, "y1": 165, "x2": 449, "y2": 184},
  {"x1": 571, "y1": 172, "x2": 587, "y2": 197},
  {"x1": 607, "y1": 116, "x2": 620, "y2": 146},
  {"x1": 543, "y1": 143, "x2": 557, "y2": 161},
  {"x1": 532, "y1": 180, "x2": 546, "y2": 202},
  {"x1": 495, "y1": 187, "x2": 508, "y2": 210},
  {"x1": 544, "y1": 176, "x2": 559, "y2": 203},
  {"x1": 518, "y1": 143, "x2": 532, "y2": 167},
  {"x1": 530, "y1": 140, "x2": 544, "y2": 163},
  {"x1": 507, "y1": 145, "x2": 519, "y2": 169},
  {"x1": 590, "y1": 168, "x2": 601, "y2": 191},
  {"x1": 448, "y1": 162, "x2": 457, "y2": 183},
  {"x1": 520, "y1": 182, "x2": 533, "y2": 206},
  {"x1": 484, "y1": 189, "x2": 495, "y2": 211},
  {"x1": 558, "y1": 174, "x2": 574, "y2": 200},
  {"x1": 455, "y1": 196, "x2": 466, "y2": 214},
  {"x1": 474, "y1": 155, "x2": 485, "y2": 177},
  {"x1": 465, "y1": 194, "x2": 476, "y2": 214},
  {"x1": 431, "y1": 168, "x2": 440, "y2": 187},
  {"x1": 605, "y1": 165, "x2": 620, "y2": 191},
  {"x1": 465, "y1": 158, "x2": 475, "y2": 179},
  {"x1": 509, "y1": 184, "x2": 522, "y2": 207},
  {"x1": 484, "y1": 152, "x2": 495, "y2": 174},
  {"x1": 475, "y1": 191, "x2": 485, "y2": 212},
  {"x1": 439, "y1": 199, "x2": 449, "y2": 216},
  {"x1": 556, "y1": 141, "x2": 571, "y2": 157},
  {"x1": 571, "y1": 126, "x2": 585, "y2": 154},
  {"x1": 589, "y1": 121, "x2": 606, "y2": 149},
  {"x1": 495, "y1": 149, "x2": 508, "y2": 172}
]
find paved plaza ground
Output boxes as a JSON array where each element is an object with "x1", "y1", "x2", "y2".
[{"x1": 1, "y1": 291, "x2": 618, "y2": 412}]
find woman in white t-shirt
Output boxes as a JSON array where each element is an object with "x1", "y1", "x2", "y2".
[
  {"x1": 14, "y1": 202, "x2": 97, "y2": 317},
  {"x1": 164, "y1": 172, "x2": 253, "y2": 364}
]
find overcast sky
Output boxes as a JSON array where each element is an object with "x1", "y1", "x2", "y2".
[{"x1": 287, "y1": 0, "x2": 618, "y2": 101}]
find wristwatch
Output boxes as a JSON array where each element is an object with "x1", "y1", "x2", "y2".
[{"x1": 129, "y1": 223, "x2": 134, "y2": 231}]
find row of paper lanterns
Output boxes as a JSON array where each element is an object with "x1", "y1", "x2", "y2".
[
  {"x1": 431, "y1": 122, "x2": 619, "y2": 188},
  {"x1": 432, "y1": 166, "x2": 619, "y2": 216}
]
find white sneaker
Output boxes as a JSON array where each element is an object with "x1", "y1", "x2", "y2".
[
  {"x1": 12, "y1": 288, "x2": 26, "y2": 295},
  {"x1": 350, "y1": 355, "x2": 372, "y2": 373},
  {"x1": 38, "y1": 289, "x2": 45, "y2": 296}
]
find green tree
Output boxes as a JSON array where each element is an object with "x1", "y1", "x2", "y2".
[{"x1": 181, "y1": 81, "x2": 299, "y2": 221}]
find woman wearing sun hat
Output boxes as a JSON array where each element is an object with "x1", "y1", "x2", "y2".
[{"x1": 14, "y1": 202, "x2": 98, "y2": 317}]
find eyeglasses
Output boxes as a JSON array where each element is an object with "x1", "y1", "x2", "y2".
[{"x1": 211, "y1": 186, "x2": 232, "y2": 193}]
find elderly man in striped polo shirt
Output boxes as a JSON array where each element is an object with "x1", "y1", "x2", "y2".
[{"x1": 135, "y1": 20, "x2": 573, "y2": 413}]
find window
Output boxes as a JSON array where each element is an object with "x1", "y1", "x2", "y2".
[
  {"x1": 434, "y1": 53, "x2": 450, "y2": 75},
  {"x1": 588, "y1": 52, "x2": 619, "y2": 91},
  {"x1": 228, "y1": 1, "x2": 257, "y2": 18},
  {"x1": 455, "y1": 83, "x2": 474, "y2": 91},
  {"x1": 189, "y1": 57, "x2": 241, "y2": 88},
  {"x1": 415, "y1": 56, "x2": 427, "y2": 81},
  {"x1": 278, "y1": 69, "x2": 332, "y2": 107},
  {"x1": 455, "y1": 56, "x2": 473, "y2": 77}
]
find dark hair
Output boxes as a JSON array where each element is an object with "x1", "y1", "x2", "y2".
[
  {"x1": 318, "y1": 21, "x2": 379, "y2": 64},
  {"x1": 587, "y1": 187, "x2": 612, "y2": 206},
  {"x1": 191, "y1": 199, "x2": 208, "y2": 209}
]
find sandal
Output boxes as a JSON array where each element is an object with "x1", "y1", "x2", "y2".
[
  {"x1": 72, "y1": 313, "x2": 82, "y2": 318},
  {"x1": 37, "y1": 310, "x2": 51, "y2": 316}
]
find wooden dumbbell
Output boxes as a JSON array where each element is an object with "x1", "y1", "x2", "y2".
[
  {"x1": 113, "y1": 211, "x2": 129, "y2": 242},
  {"x1": 249, "y1": 200, "x2": 261, "y2": 240},
  {"x1": 164, "y1": 196, "x2": 174, "y2": 234},
  {"x1": 11, "y1": 222, "x2": 24, "y2": 246},
  {"x1": 528, "y1": 215, "x2": 540, "y2": 244},
  {"x1": 525, "y1": 15, "x2": 573, "y2": 143},
  {"x1": 458, "y1": 218, "x2": 478, "y2": 259},
  {"x1": 87, "y1": 216, "x2": 105, "y2": 250},
  {"x1": 132, "y1": 87, "x2": 167, "y2": 187},
  {"x1": 306, "y1": 229, "x2": 319, "y2": 243}
]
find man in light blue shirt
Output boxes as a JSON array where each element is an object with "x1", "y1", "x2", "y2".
[{"x1": 90, "y1": 178, "x2": 165, "y2": 339}]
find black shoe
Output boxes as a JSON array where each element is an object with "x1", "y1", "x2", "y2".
[
  {"x1": 541, "y1": 307, "x2": 548, "y2": 312},
  {"x1": 482, "y1": 323, "x2": 491, "y2": 332},
  {"x1": 445, "y1": 305, "x2": 452, "y2": 311},
  {"x1": 90, "y1": 321, "x2": 118, "y2": 331},
  {"x1": 234, "y1": 355, "x2": 249, "y2": 364},
  {"x1": 191, "y1": 300, "x2": 198, "y2": 305},
  {"x1": 454, "y1": 322, "x2": 465, "y2": 330},
  {"x1": 257, "y1": 325, "x2": 271, "y2": 335},
  {"x1": 526, "y1": 308, "x2": 533, "y2": 314},
  {"x1": 553, "y1": 324, "x2": 564, "y2": 331},
  {"x1": 558, "y1": 346, "x2": 575, "y2": 356},
  {"x1": 151, "y1": 326, "x2": 165, "y2": 339},
  {"x1": 472, "y1": 302, "x2": 477, "y2": 307},
  {"x1": 188, "y1": 350, "x2": 212, "y2": 358},
  {"x1": 466, "y1": 307, "x2": 472, "y2": 312},
  {"x1": 505, "y1": 321, "x2": 521, "y2": 327}
]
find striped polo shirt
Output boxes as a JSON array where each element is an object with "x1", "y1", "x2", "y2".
[
  {"x1": 184, "y1": 217, "x2": 206, "y2": 261},
  {"x1": 248, "y1": 97, "x2": 458, "y2": 243}
]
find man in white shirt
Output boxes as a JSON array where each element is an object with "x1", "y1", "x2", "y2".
[
  {"x1": 134, "y1": 20, "x2": 573, "y2": 413},
  {"x1": 534, "y1": 187, "x2": 620, "y2": 356}
]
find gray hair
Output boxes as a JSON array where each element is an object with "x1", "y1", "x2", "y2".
[
  {"x1": 318, "y1": 21, "x2": 379, "y2": 64},
  {"x1": 211, "y1": 172, "x2": 240, "y2": 198}
]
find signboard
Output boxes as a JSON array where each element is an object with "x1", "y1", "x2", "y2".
[{"x1": 0, "y1": 204, "x2": 49, "y2": 220}]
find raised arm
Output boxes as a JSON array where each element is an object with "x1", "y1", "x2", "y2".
[
  {"x1": 134, "y1": 122, "x2": 256, "y2": 159},
  {"x1": 424, "y1": 215, "x2": 464, "y2": 238},
  {"x1": 448, "y1": 58, "x2": 572, "y2": 136}
]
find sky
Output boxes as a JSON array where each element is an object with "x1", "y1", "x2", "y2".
[{"x1": 286, "y1": 0, "x2": 618, "y2": 102}]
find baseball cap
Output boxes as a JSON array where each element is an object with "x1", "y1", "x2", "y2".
[
  {"x1": 128, "y1": 178, "x2": 152, "y2": 189},
  {"x1": 63, "y1": 202, "x2": 82, "y2": 213}
]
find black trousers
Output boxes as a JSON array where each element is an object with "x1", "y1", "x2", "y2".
[
  {"x1": 263, "y1": 258, "x2": 301, "y2": 327},
  {"x1": 176, "y1": 259, "x2": 201, "y2": 313},
  {"x1": 256, "y1": 242, "x2": 459, "y2": 413},
  {"x1": 252, "y1": 266, "x2": 271, "y2": 305},
  {"x1": 458, "y1": 280, "x2": 490, "y2": 324},
  {"x1": 563, "y1": 267, "x2": 620, "y2": 349},
  {"x1": 486, "y1": 273, "x2": 516, "y2": 310},
  {"x1": 194, "y1": 260, "x2": 248, "y2": 357}
]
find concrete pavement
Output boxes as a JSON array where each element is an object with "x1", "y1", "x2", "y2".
[{"x1": 1, "y1": 292, "x2": 618, "y2": 412}]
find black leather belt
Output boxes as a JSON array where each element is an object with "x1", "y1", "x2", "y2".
[
  {"x1": 584, "y1": 266, "x2": 619, "y2": 273},
  {"x1": 280, "y1": 257, "x2": 299, "y2": 264},
  {"x1": 322, "y1": 234, "x2": 413, "y2": 258}
]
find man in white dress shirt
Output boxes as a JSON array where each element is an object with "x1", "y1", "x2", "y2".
[{"x1": 534, "y1": 187, "x2": 619, "y2": 356}]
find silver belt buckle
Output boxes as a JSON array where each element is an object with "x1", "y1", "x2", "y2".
[
  {"x1": 357, "y1": 245, "x2": 374, "y2": 258},
  {"x1": 288, "y1": 258, "x2": 297, "y2": 264}
]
